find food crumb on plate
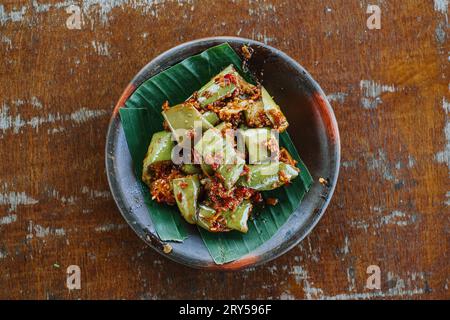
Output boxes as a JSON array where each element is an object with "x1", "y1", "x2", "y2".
[{"x1": 163, "y1": 244, "x2": 173, "y2": 254}]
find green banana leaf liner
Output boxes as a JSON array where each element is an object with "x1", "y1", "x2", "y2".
[{"x1": 119, "y1": 43, "x2": 313, "y2": 264}]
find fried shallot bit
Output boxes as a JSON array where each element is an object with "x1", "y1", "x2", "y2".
[
  {"x1": 266, "y1": 197, "x2": 279, "y2": 206},
  {"x1": 179, "y1": 181, "x2": 189, "y2": 189},
  {"x1": 247, "y1": 109, "x2": 272, "y2": 128},
  {"x1": 149, "y1": 165, "x2": 183, "y2": 205},
  {"x1": 266, "y1": 136, "x2": 280, "y2": 155},
  {"x1": 162, "y1": 120, "x2": 171, "y2": 132},
  {"x1": 218, "y1": 105, "x2": 245, "y2": 125},
  {"x1": 267, "y1": 108, "x2": 288, "y2": 131},
  {"x1": 204, "y1": 177, "x2": 259, "y2": 214},
  {"x1": 241, "y1": 45, "x2": 254, "y2": 60},
  {"x1": 240, "y1": 164, "x2": 251, "y2": 181},
  {"x1": 278, "y1": 170, "x2": 290, "y2": 185},
  {"x1": 185, "y1": 94, "x2": 202, "y2": 110},
  {"x1": 279, "y1": 148, "x2": 298, "y2": 167},
  {"x1": 319, "y1": 177, "x2": 330, "y2": 187},
  {"x1": 151, "y1": 178, "x2": 176, "y2": 204},
  {"x1": 161, "y1": 100, "x2": 170, "y2": 111},
  {"x1": 163, "y1": 244, "x2": 172, "y2": 254}
]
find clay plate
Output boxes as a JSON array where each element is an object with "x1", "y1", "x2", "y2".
[{"x1": 105, "y1": 36, "x2": 340, "y2": 270}]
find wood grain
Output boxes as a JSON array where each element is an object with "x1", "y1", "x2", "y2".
[{"x1": 0, "y1": 0, "x2": 448, "y2": 299}]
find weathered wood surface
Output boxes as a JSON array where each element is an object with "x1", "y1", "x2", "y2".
[{"x1": 0, "y1": 0, "x2": 448, "y2": 300}]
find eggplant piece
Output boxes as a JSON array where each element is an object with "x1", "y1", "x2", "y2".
[
  {"x1": 216, "y1": 160, "x2": 245, "y2": 190},
  {"x1": 243, "y1": 99, "x2": 265, "y2": 127},
  {"x1": 195, "y1": 201, "x2": 252, "y2": 233},
  {"x1": 203, "y1": 111, "x2": 220, "y2": 126},
  {"x1": 142, "y1": 131, "x2": 174, "y2": 185},
  {"x1": 162, "y1": 103, "x2": 212, "y2": 143},
  {"x1": 181, "y1": 164, "x2": 202, "y2": 175},
  {"x1": 244, "y1": 87, "x2": 288, "y2": 132},
  {"x1": 221, "y1": 200, "x2": 252, "y2": 233},
  {"x1": 196, "y1": 65, "x2": 237, "y2": 107},
  {"x1": 172, "y1": 175, "x2": 201, "y2": 224},
  {"x1": 261, "y1": 87, "x2": 289, "y2": 132},
  {"x1": 237, "y1": 162, "x2": 299, "y2": 191},
  {"x1": 195, "y1": 204, "x2": 225, "y2": 232},
  {"x1": 194, "y1": 126, "x2": 244, "y2": 189},
  {"x1": 242, "y1": 128, "x2": 279, "y2": 164},
  {"x1": 200, "y1": 163, "x2": 214, "y2": 176},
  {"x1": 194, "y1": 127, "x2": 224, "y2": 157}
]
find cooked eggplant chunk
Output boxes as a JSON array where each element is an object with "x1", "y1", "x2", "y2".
[
  {"x1": 261, "y1": 87, "x2": 289, "y2": 132},
  {"x1": 242, "y1": 128, "x2": 279, "y2": 164},
  {"x1": 202, "y1": 110, "x2": 220, "y2": 126},
  {"x1": 172, "y1": 175, "x2": 201, "y2": 224},
  {"x1": 195, "y1": 201, "x2": 252, "y2": 233},
  {"x1": 181, "y1": 164, "x2": 202, "y2": 175},
  {"x1": 142, "y1": 131, "x2": 174, "y2": 185},
  {"x1": 244, "y1": 87, "x2": 288, "y2": 132},
  {"x1": 237, "y1": 162, "x2": 299, "y2": 191},
  {"x1": 196, "y1": 65, "x2": 238, "y2": 107},
  {"x1": 194, "y1": 127, "x2": 244, "y2": 189},
  {"x1": 162, "y1": 103, "x2": 212, "y2": 143}
]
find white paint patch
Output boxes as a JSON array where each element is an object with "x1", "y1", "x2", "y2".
[
  {"x1": 292, "y1": 270, "x2": 428, "y2": 300},
  {"x1": 69, "y1": 107, "x2": 109, "y2": 124},
  {"x1": 290, "y1": 265, "x2": 324, "y2": 300},
  {"x1": 360, "y1": 80, "x2": 397, "y2": 109},
  {"x1": 342, "y1": 160, "x2": 357, "y2": 169},
  {"x1": 367, "y1": 149, "x2": 396, "y2": 181},
  {"x1": 380, "y1": 210, "x2": 417, "y2": 227},
  {"x1": 347, "y1": 266, "x2": 356, "y2": 291},
  {"x1": 267, "y1": 265, "x2": 278, "y2": 275},
  {"x1": 3, "y1": 0, "x2": 166, "y2": 27},
  {"x1": 43, "y1": 187, "x2": 79, "y2": 205},
  {"x1": 297, "y1": 238, "x2": 320, "y2": 263},
  {"x1": 30, "y1": 96, "x2": 43, "y2": 109},
  {"x1": 445, "y1": 191, "x2": 450, "y2": 206},
  {"x1": 407, "y1": 155, "x2": 416, "y2": 168},
  {"x1": 254, "y1": 31, "x2": 275, "y2": 44},
  {"x1": 435, "y1": 99, "x2": 450, "y2": 173},
  {"x1": 0, "y1": 191, "x2": 38, "y2": 212},
  {"x1": 319, "y1": 288, "x2": 425, "y2": 300},
  {"x1": 95, "y1": 223, "x2": 127, "y2": 232},
  {"x1": 0, "y1": 103, "x2": 109, "y2": 135},
  {"x1": 349, "y1": 219, "x2": 370, "y2": 232},
  {"x1": 81, "y1": 186, "x2": 111, "y2": 199},
  {"x1": 443, "y1": 98, "x2": 450, "y2": 114},
  {"x1": 91, "y1": 40, "x2": 110, "y2": 56},
  {"x1": 435, "y1": 122, "x2": 450, "y2": 170},
  {"x1": 434, "y1": 0, "x2": 448, "y2": 14},
  {"x1": 0, "y1": 5, "x2": 27, "y2": 25},
  {"x1": 327, "y1": 92, "x2": 347, "y2": 104},
  {"x1": 47, "y1": 126, "x2": 65, "y2": 134},
  {"x1": 28, "y1": 221, "x2": 66, "y2": 238},
  {"x1": 435, "y1": 22, "x2": 446, "y2": 45},
  {"x1": 341, "y1": 236, "x2": 350, "y2": 256},
  {"x1": 31, "y1": 0, "x2": 53, "y2": 13},
  {"x1": 279, "y1": 291, "x2": 295, "y2": 300},
  {"x1": 1, "y1": 35, "x2": 12, "y2": 49},
  {"x1": 0, "y1": 214, "x2": 17, "y2": 225},
  {"x1": 0, "y1": 104, "x2": 25, "y2": 134},
  {"x1": 60, "y1": 195, "x2": 77, "y2": 205},
  {"x1": 351, "y1": 207, "x2": 418, "y2": 231}
]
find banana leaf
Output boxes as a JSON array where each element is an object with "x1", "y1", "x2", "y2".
[{"x1": 119, "y1": 43, "x2": 313, "y2": 264}]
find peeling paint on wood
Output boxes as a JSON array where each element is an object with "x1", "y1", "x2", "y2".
[{"x1": 0, "y1": 0, "x2": 447, "y2": 300}]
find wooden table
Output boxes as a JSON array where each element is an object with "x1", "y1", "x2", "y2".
[{"x1": 0, "y1": 0, "x2": 448, "y2": 300}]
